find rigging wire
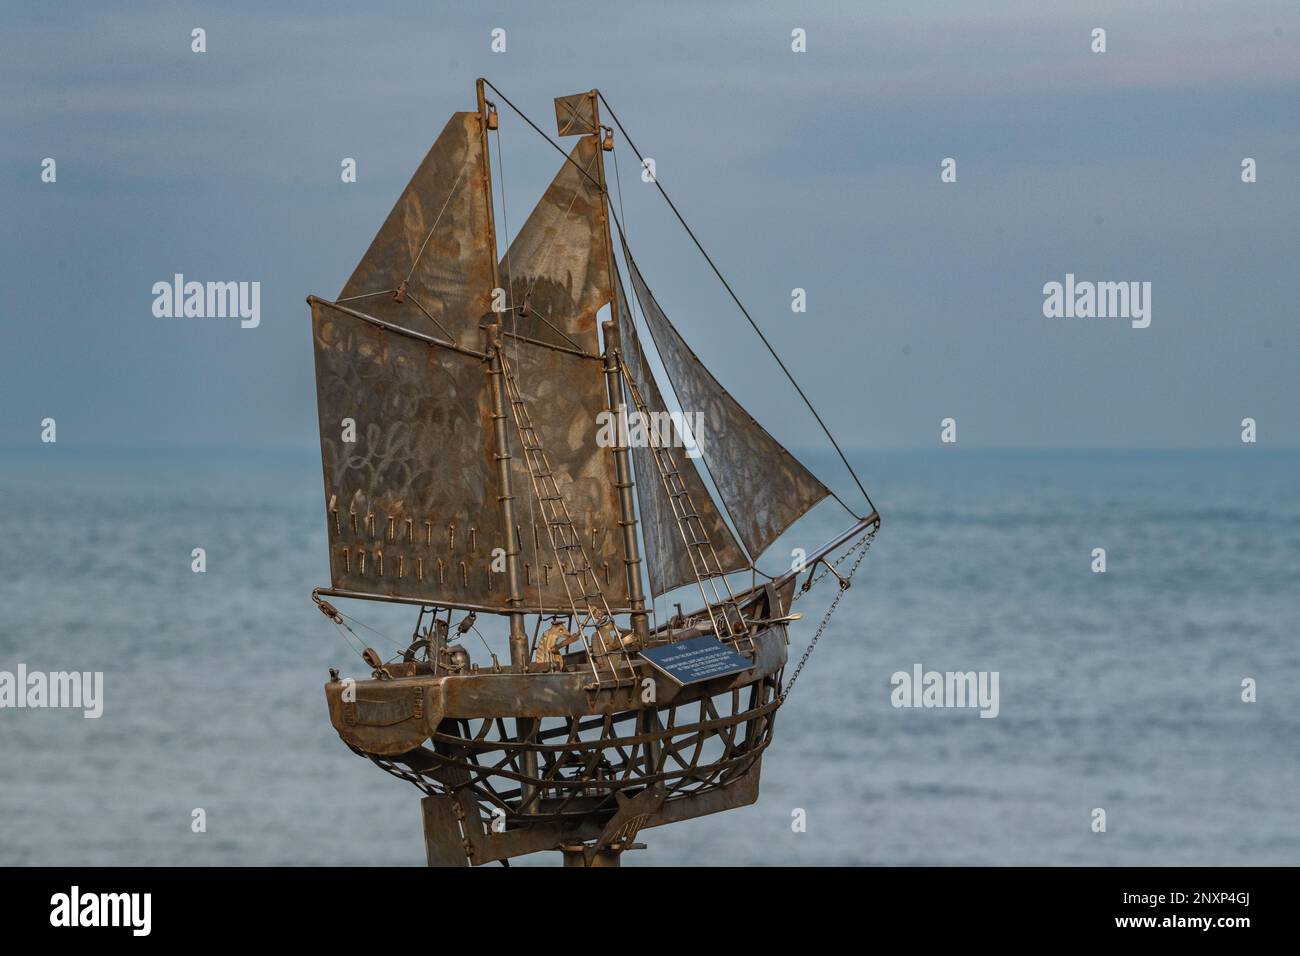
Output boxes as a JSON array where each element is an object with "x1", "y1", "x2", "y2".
[
  {"x1": 482, "y1": 79, "x2": 878, "y2": 620},
  {"x1": 482, "y1": 79, "x2": 875, "y2": 522},
  {"x1": 611, "y1": 147, "x2": 629, "y2": 244},
  {"x1": 327, "y1": 614, "x2": 377, "y2": 665},
  {"x1": 615, "y1": 106, "x2": 773, "y2": 625},
  {"x1": 595, "y1": 91, "x2": 876, "y2": 520},
  {"x1": 480, "y1": 80, "x2": 604, "y2": 192},
  {"x1": 608, "y1": 188, "x2": 874, "y2": 560},
  {"x1": 405, "y1": 163, "x2": 469, "y2": 282},
  {"x1": 337, "y1": 609, "x2": 402, "y2": 650},
  {"x1": 468, "y1": 624, "x2": 499, "y2": 663},
  {"x1": 335, "y1": 288, "x2": 397, "y2": 303},
  {"x1": 404, "y1": 289, "x2": 457, "y2": 342}
]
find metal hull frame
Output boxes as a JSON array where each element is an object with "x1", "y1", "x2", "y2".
[{"x1": 323, "y1": 584, "x2": 791, "y2": 865}]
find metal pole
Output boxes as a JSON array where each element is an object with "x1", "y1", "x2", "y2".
[
  {"x1": 590, "y1": 89, "x2": 649, "y2": 642},
  {"x1": 476, "y1": 78, "x2": 529, "y2": 667},
  {"x1": 477, "y1": 79, "x2": 539, "y2": 813}
]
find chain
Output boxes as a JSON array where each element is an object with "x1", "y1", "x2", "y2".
[
  {"x1": 791, "y1": 529, "x2": 874, "y2": 604},
  {"x1": 780, "y1": 528, "x2": 876, "y2": 700}
]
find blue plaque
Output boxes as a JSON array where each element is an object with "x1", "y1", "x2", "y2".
[{"x1": 639, "y1": 635, "x2": 753, "y2": 686}]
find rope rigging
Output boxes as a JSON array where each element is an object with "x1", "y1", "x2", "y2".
[
  {"x1": 594, "y1": 90, "x2": 876, "y2": 522},
  {"x1": 480, "y1": 82, "x2": 879, "y2": 665},
  {"x1": 483, "y1": 80, "x2": 877, "y2": 524},
  {"x1": 314, "y1": 82, "x2": 880, "y2": 699}
]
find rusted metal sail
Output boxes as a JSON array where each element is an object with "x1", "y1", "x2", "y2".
[
  {"x1": 496, "y1": 136, "x2": 609, "y2": 355},
  {"x1": 312, "y1": 107, "x2": 521, "y2": 610},
  {"x1": 339, "y1": 112, "x2": 495, "y2": 352},
  {"x1": 621, "y1": 239, "x2": 831, "y2": 558},
  {"x1": 504, "y1": 342, "x2": 632, "y2": 611},
  {"x1": 311, "y1": 298, "x2": 519, "y2": 609},
  {"x1": 614, "y1": 273, "x2": 747, "y2": 596}
]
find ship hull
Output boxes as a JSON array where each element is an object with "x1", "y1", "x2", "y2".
[{"x1": 323, "y1": 583, "x2": 792, "y2": 864}]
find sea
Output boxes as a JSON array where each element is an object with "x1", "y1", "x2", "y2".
[{"x1": 1, "y1": 448, "x2": 1297, "y2": 866}]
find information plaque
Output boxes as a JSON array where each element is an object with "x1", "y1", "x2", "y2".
[{"x1": 638, "y1": 635, "x2": 753, "y2": 687}]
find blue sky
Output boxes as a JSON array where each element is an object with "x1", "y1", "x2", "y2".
[{"x1": 3, "y1": 0, "x2": 1297, "y2": 452}]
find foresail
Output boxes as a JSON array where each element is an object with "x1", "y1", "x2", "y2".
[
  {"x1": 621, "y1": 239, "x2": 831, "y2": 558},
  {"x1": 339, "y1": 112, "x2": 495, "y2": 352},
  {"x1": 311, "y1": 299, "x2": 514, "y2": 608},
  {"x1": 497, "y1": 136, "x2": 609, "y2": 355},
  {"x1": 614, "y1": 272, "x2": 748, "y2": 596}
]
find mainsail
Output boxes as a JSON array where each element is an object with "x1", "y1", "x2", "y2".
[
  {"x1": 311, "y1": 299, "x2": 510, "y2": 607},
  {"x1": 311, "y1": 108, "x2": 514, "y2": 609},
  {"x1": 621, "y1": 237, "x2": 831, "y2": 559},
  {"x1": 503, "y1": 344, "x2": 632, "y2": 611}
]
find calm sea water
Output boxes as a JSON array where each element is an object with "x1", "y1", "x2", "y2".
[{"x1": 1, "y1": 448, "x2": 1297, "y2": 866}]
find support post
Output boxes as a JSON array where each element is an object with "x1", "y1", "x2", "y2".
[
  {"x1": 421, "y1": 795, "x2": 469, "y2": 867},
  {"x1": 561, "y1": 846, "x2": 623, "y2": 867},
  {"x1": 558, "y1": 841, "x2": 644, "y2": 867}
]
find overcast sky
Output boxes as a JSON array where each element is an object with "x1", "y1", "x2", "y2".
[{"x1": 3, "y1": 0, "x2": 1297, "y2": 456}]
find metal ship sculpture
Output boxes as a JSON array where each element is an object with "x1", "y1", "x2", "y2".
[{"x1": 307, "y1": 81, "x2": 880, "y2": 866}]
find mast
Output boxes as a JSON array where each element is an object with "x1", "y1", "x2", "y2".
[
  {"x1": 588, "y1": 89, "x2": 649, "y2": 641},
  {"x1": 476, "y1": 79, "x2": 543, "y2": 819},
  {"x1": 476, "y1": 78, "x2": 529, "y2": 667}
]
